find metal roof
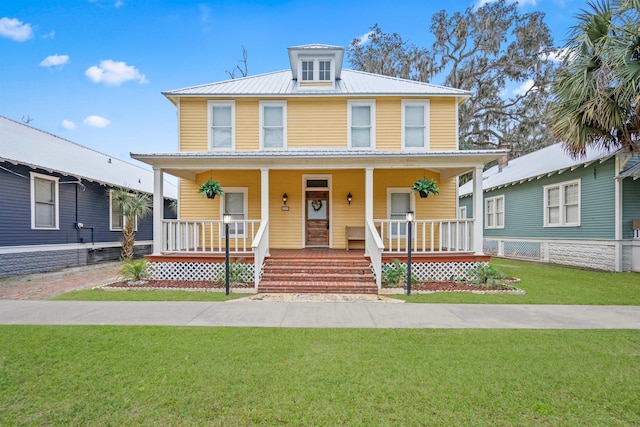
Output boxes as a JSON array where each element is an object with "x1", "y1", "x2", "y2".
[
  {"x1": 0, "y1": 116, "x2": 177, "y2": 198},
  {"x1": 163, "y1": 69, "x2": 471, "y2": 100},
  {"x1": 459, "y1": 143, "x2": 621, "y2": 196}
]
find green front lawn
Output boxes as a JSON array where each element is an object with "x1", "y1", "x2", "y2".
[
  {"x1": 395, "y1": 258, "x2": 640, "y2": 304},
  {"x1": 1, "y1": 326, "x2": 639, "y2": 426}
]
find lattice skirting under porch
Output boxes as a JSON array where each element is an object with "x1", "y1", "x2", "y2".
[
  {"x1": 377, "y1": 260, "x2": 489, "y2": 282},
  {"x1": 149, "y1": 261, "x2": 259, "y2": 283}
]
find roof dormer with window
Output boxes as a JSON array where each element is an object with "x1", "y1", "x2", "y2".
[{"x1": 288, "y1": 44, "x2": 344, "y2": 90}]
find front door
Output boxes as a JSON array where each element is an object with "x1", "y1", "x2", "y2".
[{"x1": 305, "y1": 190, "x2": 329, "y2": 246}]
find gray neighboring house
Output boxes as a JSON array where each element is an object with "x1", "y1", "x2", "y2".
[
  {"x1": 459, "y1": 143, "x2": 640, "y2": 272},
  {"x1": 0, "y1": 116, "x2": 177, "y2": 278}
]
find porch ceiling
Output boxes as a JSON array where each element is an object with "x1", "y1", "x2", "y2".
[{"x1": 131, "y1": 149, "x2": 507, "y2": 181}]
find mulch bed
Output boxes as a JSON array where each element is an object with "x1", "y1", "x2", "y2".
[
  {"x1": 101, "y1": 280, "x2": 523, "y2": 294},
  {"x1": 102, "y1": 280, "x2": 252, "y2": 290}
]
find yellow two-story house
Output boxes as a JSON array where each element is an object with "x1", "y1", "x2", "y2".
[{"x1": 133, "y1": 44, "x2": 505, "y2": 291}]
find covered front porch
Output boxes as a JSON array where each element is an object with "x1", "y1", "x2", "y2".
[{"x1": 133, "y1": 149, "x2": 505, "y2": 291}]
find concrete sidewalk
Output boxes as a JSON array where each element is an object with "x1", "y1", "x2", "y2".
[{"x1": 1, "y1": 300, "x2": 639, "y2": 329}]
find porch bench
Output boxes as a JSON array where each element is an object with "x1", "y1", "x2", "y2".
[{"x1": 345, "y1": 226, "x2": 365, "y2": 251}]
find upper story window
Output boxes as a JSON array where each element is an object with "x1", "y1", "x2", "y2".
[
  {"x1": 260, "y1": 101, "x2": 287, "y2": 149},
  {"x1": 402, "y1": 100, "x2": 430, "y2": 150},
  {"x1": 485, "y1": 195, "x2": 505, "y2": 229},
  {"x1": 298, "y1": 59, "x2": 333, "y2": 82},
  {"x1": 348, "y1": 100, "x2": 375, "y2": 149},
  {"x1": 544, "y1": 179, "x2": 580, "y2": 227},
  {"x1": 319, "y1": 60, "x2": 331, "y2": 81},
  {"x1": 208, "y1": 100, "x2": 235, "y2": 150},
  {"x1": 31, "y1": 172, "x2": 59, "y2": 230},
  {"x1": 301, "y1": 61, "x2": 314, "y2": 81}
]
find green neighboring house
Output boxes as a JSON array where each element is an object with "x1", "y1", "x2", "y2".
[{"x1": 459, "y1": 143, "x2": 640, "y2": 272}]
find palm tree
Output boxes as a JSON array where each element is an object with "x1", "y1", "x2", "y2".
[
  {"x1": 550, "y1": 0, "x2": 640, "y2": 158},
  {"x1": 111, "y1": 187, "x2": 152, "y2": 260}
]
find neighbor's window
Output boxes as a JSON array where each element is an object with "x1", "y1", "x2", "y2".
[
  {"x1": 485, "y1": 195, "x2": 505, "y2": 229},
  {"x1": 348, "y1": 100, "x2": 375, "y2": 149},
  {"x1": 110, "y1": 191, "x2": 138, "y2": 231},
  {"x1": 387, "y1": 188, "x2": 413, "y2": 238},
  {"x1": 402, "y1": 100, "x2": 430, "y2": 149},
  {"x1": 260, "y1": 101, "x2": 286, "y2": 149},
  {"x1": 544, "y1": 180, "x2": 580, "y2": 227},
  {"x1": 208, "y1": 100, "x2": 235, "y2": 150},
  {"x1": 31, "y1": 172, "x2": 59, "y2": 229},
  {"x1": 224, "y1": 188, "x2": 248, "y2": 237}
]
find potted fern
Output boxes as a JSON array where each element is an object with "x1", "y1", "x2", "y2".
[
  {"x1": 198, "y1": 179, "x2": 223, "y2": 199},
  {"x1": 412, "y1": 178, "x2": 439, "y2": 198}
]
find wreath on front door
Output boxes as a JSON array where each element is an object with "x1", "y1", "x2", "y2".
[{"x1": 311, "y1": 199, "x2": 323, "y2": 211}]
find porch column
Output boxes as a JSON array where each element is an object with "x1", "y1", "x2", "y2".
[
  {"x1": 472, "y1": 166, "x2": 484, "y2": 255},
  {"x1": 152, "y1": 166, "x2": 164, "y2": 255},
  {"x1": 364, "y1": 167, "x2": 374, "y2": 256},
  {"x1": 261, "y1": 168, "x2": 270, "y2": 255}
]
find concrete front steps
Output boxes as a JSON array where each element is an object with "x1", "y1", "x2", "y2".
[{"x1": 259, "y1": 256, "x2": 377, "y2": 294}]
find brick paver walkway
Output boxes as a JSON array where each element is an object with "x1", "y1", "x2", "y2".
[{"x1": 0, "y1": 262, "x2": 121, "y2": 300}]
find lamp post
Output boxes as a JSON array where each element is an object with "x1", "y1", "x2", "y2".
[
  {"x1": 406, "y1": 211, "x2": 414, "y2": 296},
  {"x1": 223, "y1": 212, "x2": 231, "y2": 296}
]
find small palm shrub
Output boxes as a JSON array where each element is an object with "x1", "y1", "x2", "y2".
[
  {"x1": 215, "y1": 260, "x2": 251, "y2": 284},
  {"x1": 468, "y1": 264, "x2": 508, "y2": 289},
  {"x1": 120, "y1": 258, "x2": 150, "y2": 283},
  {"x1": 382, "y1": 258, "x2": 408, "y2": 288}
]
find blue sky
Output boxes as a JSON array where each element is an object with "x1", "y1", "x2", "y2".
[{"x1": 1, "y1": 0, "x2": 584, "y2": 164}]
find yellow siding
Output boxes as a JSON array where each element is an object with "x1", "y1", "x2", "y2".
[
  {"x1": 430, "y1": 98, "x2": 457, "y2": 150},
  {"x1": 287, "y1": 98, "x2": 347, "y2": 148},
  {"x1": 179, "y1": 98, "x2": 208, "y2": 151},
  {"x1": 376, "y1": 97, "x2": 402, "y2": 150},
  {"x1": 269, "y1": 170, "x2": 303, "y2": 248},
  {"x1": 179, "y1": 171, "x2": 261, "y2": 247},
  {"x1": 236, "y1": 99, "x2": 259, "y2": 151},
  {"x1": 372, "y1": 169, "x2": 454, "y2": 220},
  {"x1": 178, "y1": 95, "x2": 457, "y2": 152}
]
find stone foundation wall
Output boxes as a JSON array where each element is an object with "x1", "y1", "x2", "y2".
[
  {"x1": 0, "y1": 244, "x2": 152, "y2": 279},
  {"x1": 547, "y1": 242, "x2": 616, "y2": 271}
]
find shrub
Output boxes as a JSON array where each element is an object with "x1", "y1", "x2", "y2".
[
  {"x1": 382, "y1": 259, "x2": 408, "y2": 288},
  {"x1": 120, "y1": 258, "x2": 150, "y2": 283},
  {"x1": 215, "y1": 260, "x2": 251, "y2": 284},
  {"x1": 468, "y1": 263, "x2": 507, "y2": 289}
]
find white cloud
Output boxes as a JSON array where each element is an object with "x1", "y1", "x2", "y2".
[
  {"x1": 541, "y1": 47, "x2": 570, "y2": 63},
  {"x1": 0, "y1": 17, "x2": 34, "y2": 41},
  {"x1": 513, "y1": 79, "x2": 535, "y2": 96},
  {"x1": 61, "y1": 120, "x2": 77, "y2": 130},
  {"x1": 356, "y1": 31, "x2": 374, "y2": 46},
  {"x1": 114, "y1": 0, "x2": 124, "y2": 7},
  {"x1": 39, "y1": 54, "x2": 70, "y2": 68},
  {"x1": 85, "y1": 60, "x2": 148, "y2": 85},
  {"x1": 43, "y1": 30, "x2": 55, "y2": 39},
  {"x1": 83, "y1": 115, "x2": 111, "y2": 128}
]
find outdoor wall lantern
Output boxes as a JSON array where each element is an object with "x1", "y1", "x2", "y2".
[
  {"x1": 282, "y1": 193, "x2": 288, "y2": 205},
  {"x1": 223, "y1": 213, "x2": 232, "y2": 295},
  {"x1": 347, "y1": 192, "x2": 353, "y2": 205},
  {"x1": 406, "y1": 211, "x2": 414, "y2": 296}
]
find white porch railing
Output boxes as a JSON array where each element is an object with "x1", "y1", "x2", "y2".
[
  {"x1": 366, "y1": 219, "x2": 385, "y2": 289},
  {"x1": 161, "y1": 219, "x2": 261, "y2": 253},
  {"x1": 373, "y1": 219, "x2": 475, "y2": 253},
  {"x1": 251, "y1": 220, "x2": 269, "y2": 289}
]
